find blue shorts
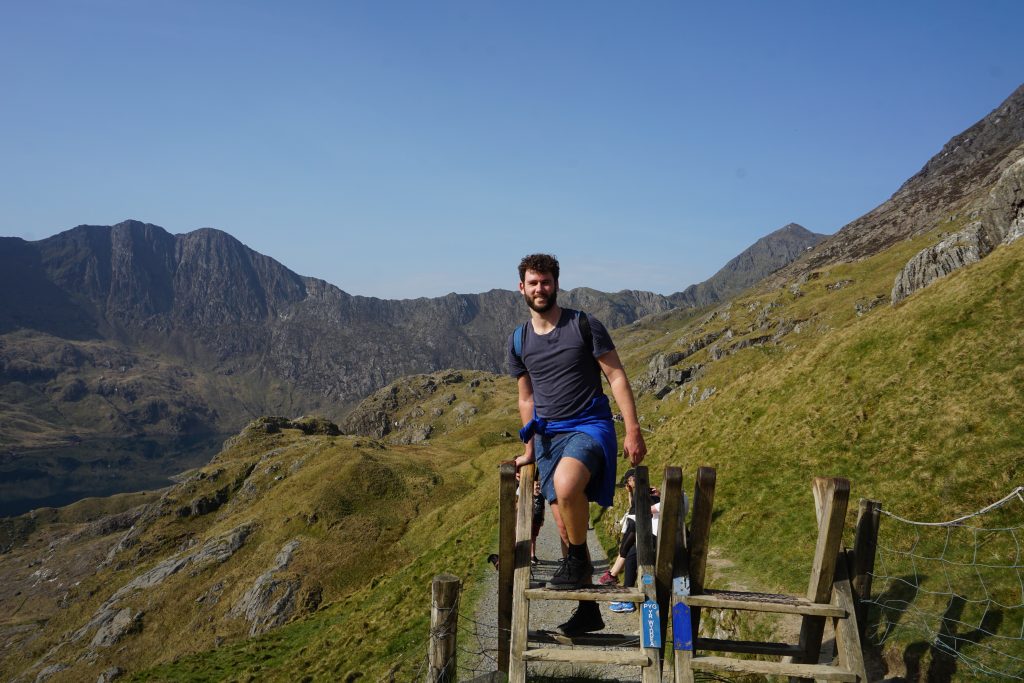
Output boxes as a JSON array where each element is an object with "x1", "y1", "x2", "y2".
[{"x1": 535, "y1": 431, "x2": 605, "y2": 504}]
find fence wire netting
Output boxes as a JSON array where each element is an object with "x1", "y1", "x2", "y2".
[{"x1": 864, "y1": 486, "x2": 1024, "y2": 680}]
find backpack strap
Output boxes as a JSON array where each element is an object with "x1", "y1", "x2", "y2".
[
  {"x1": 577, "y1": 310, "x2": 593, "y2": 355},
  {"x1": 512, "y1": 321, "x2": 529, "y2": 362}
]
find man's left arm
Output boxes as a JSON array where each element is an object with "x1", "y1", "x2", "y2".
[{"x1": 597, "y1": 349, "x2": 647, "y2": 465}]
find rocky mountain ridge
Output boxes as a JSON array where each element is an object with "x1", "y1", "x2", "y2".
[
  {"x1": 775, "y1": 83, "x2": 1024, "y2": 280},
  {"x1": 0, "y1": 219, "x2": 819, "y2": 445}
]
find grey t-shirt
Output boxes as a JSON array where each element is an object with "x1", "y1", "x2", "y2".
[{"x1": 506, "y1": 308, "x2": 615, "y2": 420}]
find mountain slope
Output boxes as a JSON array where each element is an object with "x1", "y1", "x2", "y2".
[
  {"x1": 669, "y1": 222, "x2": 826, "y2": 308},
  {"x1": 780, "y1": 83, "x2": 1024, "y2": 277}
]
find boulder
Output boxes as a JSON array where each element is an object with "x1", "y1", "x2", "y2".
[
  {"x1": 291, "y1": 416, "x2": 342, "y2": 436},
  {"x1": 97, "y1": 667, "x2": 124, "y2": 683},
  {"x1": 177, "y1": 486, "x2": 230, "y2": 518},
  {"x1": 34, "y1": 664, "x2": 68, "y2": 682},
  {"x1": 90, "y1": 608, "x2": 141, "y2": 648}
]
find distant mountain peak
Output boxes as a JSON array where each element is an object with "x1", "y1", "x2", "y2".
[{"x1": 668, "y1": 222, "x2": 827, "y2": 308}]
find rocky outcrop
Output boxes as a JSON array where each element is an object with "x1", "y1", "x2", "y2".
[
  {"x1": 892, "y1": 155, "x2": 1024, "y2": 303},
  {"x1": 107, "y1": 522, "x2": 253, "y2": 604},
  {"x1": 89, "y1": 608, "x2": 141, "y2": 648},
  {"x1": 891, "y1": 221, "x2": 995, "y2": 302},
  {"x1": 23, "y1": 520, "x2": 259, "y2": 680},
  {"x1": 97, "y1": 667, "x2": 124, "y2": 683},
  {"x1": 229, "y1": 539, "x2": 318, "y2": 636},
  {"x1": 637, "y1": 353, "x2": 702, "y2": 399}
]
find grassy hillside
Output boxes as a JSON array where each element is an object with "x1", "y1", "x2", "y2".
[
  {"x1": 616, "y1": 224, "x2": 1022, "y2": 584},
  {"x1": 604, "y1": 221, "x2": 1024, "y2": 675},
  {"x1": 0, "y1": 372, "x2": 525, "y2": 682}
]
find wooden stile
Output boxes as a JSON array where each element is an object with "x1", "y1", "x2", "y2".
[
  {"x1": 675, "y1": 472, "x2": 865, "y2": 683},
  {"x1": 793, "y1": 477, "x2": 850, "y2": 679},
  {"x1": 506, "y1": 463, "x2": 674, "y2": 681}
]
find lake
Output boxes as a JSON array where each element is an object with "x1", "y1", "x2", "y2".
[{"x1": 0, "y1": 433, "x2": 229, "y2": 518}]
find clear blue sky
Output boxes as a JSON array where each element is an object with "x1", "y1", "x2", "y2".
[{"x1": 2, "y1": 1, "x2": 1021, "y2": 299}]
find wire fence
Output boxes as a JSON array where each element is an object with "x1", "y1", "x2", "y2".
[
  {"x1": 391, "y1": 487, "x2": 1024, "y2": 681},
  {"x1": 863, "y1": 485, "x2": 1024, "y2": 680}
]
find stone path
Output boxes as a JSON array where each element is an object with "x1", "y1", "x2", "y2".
[{"x1": 467, "y1": 503, "x2": 648, "y2": 682}]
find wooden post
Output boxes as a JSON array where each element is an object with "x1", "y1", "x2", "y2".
[
  {"x1": 851, "y1": 498, "x2": 881, "y2": 645},
  {"x1": 833, "y1": 549, "x2": 869, "y2": 682},
  {"x1": 671, "y1": 468, "x2": 694, "y2": 683},
  {"x1": 508, "y1": 463, "x2": 535, "y2": 683},
  {"x1": 634, "y1": 466, "x2": 662, "y2": 683},
  {"x1": 654, "y1": 467, "x2": 683, "y2": 665},
  {"x1": 497, "y1": 462, "x2": 517, "y2": 673},
  {"x1": 428, "y1": 574, "x2": 461, "y2": 683},
  {"x1": 791, "y1": 477, "x2": 849, "y2": 682},
  {"x1": 687, "y1": 466, "x2": 716, "y2": 639}
]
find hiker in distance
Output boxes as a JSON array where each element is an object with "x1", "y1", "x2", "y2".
[{"x1": 508, "y1": 253, "x2": 647, "y2": 635}]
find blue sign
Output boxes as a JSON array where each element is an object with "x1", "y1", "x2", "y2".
[
  {"x1": 641, "y1": 599, "x2": 661, "y2": 648},
  {"x1": 672, "y1": 602, "x2": 693, "y2": 651}
]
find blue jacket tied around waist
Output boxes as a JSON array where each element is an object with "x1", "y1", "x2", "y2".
[{"x1": 519, "y1": 394, "x2": 618, "y2": 508}]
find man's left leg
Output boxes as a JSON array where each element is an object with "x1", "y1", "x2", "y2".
[
  {"x1": 549, "y1": 435, "x2": 603, "y2": 591},
  {"x1": 548, "y1": 436, "x2": 605, "y2": 635},
  {"x1": 553, "y1": 457, "x2": 591, "y2": 545}
]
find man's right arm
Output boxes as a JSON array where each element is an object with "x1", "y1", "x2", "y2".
[{"x1": 515, "y1": 373, "x2": 535, "y2": 469}]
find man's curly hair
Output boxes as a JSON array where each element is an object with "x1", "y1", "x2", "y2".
[{"x1": 518, "y1": 254, "x2": 560, "y2": 282}]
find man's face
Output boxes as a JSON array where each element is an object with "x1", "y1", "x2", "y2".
[{"x1": 519, "y1": 269, "x2": 557, "y2": 313}]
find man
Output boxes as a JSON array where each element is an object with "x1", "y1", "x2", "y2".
[{"x1": 507, "y1": 253, "x2": 647, "y2": 635}]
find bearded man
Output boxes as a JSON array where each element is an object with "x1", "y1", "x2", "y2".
[{"x1": 507, "y1": 253, "x2": 647, "y2": 635}]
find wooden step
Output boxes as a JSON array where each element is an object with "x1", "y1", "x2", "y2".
[
  {"x1": 684, "y1": 589, "x2": 846, "y2": 617},
  {"x1": 694, "y1": 636, "x2": 803, "y2": 657},
  {"x1": 529, "y1": 630, "x2": 639, "y2": 647},
  {"x1": 524, "y1": 586, "x2": 645, "y2": 602},
  {"x1": 690, "y1": 655, "x2": 857, "y2": 681},
  {"x1": 521, "y1": 647, "x2": 651, "y2": 666}
]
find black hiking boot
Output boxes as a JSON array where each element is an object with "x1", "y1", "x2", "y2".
[
  {"x1": 548, "y1": 554, "x2": 593, "y2": 590},
  {"x1": 556, "y1": 601, "x2": 604, "y2": 637}
]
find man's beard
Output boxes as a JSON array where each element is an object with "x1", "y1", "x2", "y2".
[{"x1": 524, "y1": 289, "x2": 557, "y2": 313}]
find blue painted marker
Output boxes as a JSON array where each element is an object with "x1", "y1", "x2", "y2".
[{"x1": 641, "y1": 599, "x2": 661, "y2": 648}]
